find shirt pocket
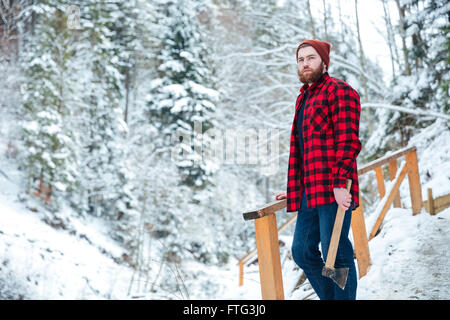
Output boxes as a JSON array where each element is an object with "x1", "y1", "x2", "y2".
[{"x1": 308, "y1": 103, "x2": 329, "y2": 132}]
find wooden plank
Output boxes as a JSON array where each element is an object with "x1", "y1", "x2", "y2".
[
  {"x1": 374, "y1": 167, "x2": 385, "y2": 199},
  {"x1": 388, "y1": 159, "x2": 401, "y2": 208},
  {"x1": 239, "y1": 262, "x2": 244, "y2": 286},
  {"x1": 435, "y1": 204, "x2": 450, "y2": 214},
  {"x1": 427, "y1": 188, "x2": 435, "y2": 215},
  {"x1": 369, "y1": 161, "x2": 408, "y2": 241},
  {"x1": 243, "y1": 199, "x2": 287, "y2": 221},
  {"x1": 358, "y1": 145, "x2": 416, "y2": 176},
  {"x1": 254, "y1": 213, "x2": 284, "y2": 300},
  {"x1": 432, "y1": 193, "x2": 450, "y2": 210},
  {"x1": 405, "y1": 149, "x2": 423, "y2": 215},
  {"x1": 351, "y1": 190, "x2": 371, "y2": 279},
  {"x1": 423, "y1": 193, "x2": 450, "y2": 215},
  {"x1": 238, "y1": 248, "x2": 257, "y2": 266}
]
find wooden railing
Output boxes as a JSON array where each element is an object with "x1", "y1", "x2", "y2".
[
  {"x1": 240, "y1": 145, "x2": 425, "y2": 300},
  {"x1": 424, "y1": 189, "x2": 450, "y2": 215},
  {"x1": 238, "y1": 213, "x2": 296, "y2": 287},
  {"x1": 242, "y1": 199, "x2": 287, "y2": 299}
]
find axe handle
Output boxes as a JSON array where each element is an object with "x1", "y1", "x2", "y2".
[{"x1": 324, "y1": 179, "x2": 352, "y2": 269}]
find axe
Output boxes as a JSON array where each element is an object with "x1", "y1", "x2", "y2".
[{"x1": 322, "y1": 179, "x2": 352, "y2": 290}]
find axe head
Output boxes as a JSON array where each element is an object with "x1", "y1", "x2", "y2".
[{"x1": 322, "y1": 266, "x2": 349, "y2": 290}]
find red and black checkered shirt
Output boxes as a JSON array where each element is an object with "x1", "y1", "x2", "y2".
[{"x1": 286, "y1": 72, "x2": 362, "y2": 212}]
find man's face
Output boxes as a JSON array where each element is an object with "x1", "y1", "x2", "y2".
[{"x1": 297, "y1": 46, "x2": 326, "y2": 85}]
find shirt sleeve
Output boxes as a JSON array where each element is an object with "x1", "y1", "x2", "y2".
[{"x1": 328, "y1": 81, "x2": 362, "y2": 189}]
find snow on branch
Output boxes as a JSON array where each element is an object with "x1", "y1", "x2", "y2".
[
  {"x1": 215, "y1": 43, "x2": 292, "y2": 60},
  {"x1": 331, "y1": 55, "x2": 385, "y2": 93},
  {"x1": 362, "y1": 103, "x2": 450, "y2": 121}
]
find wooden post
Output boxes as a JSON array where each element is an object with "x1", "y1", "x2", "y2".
[
  {"x1": 369, "y1": 161, "x2": 408, "y2": 240},
  {"x1": 238, "y1": 212, "x2": 297, "y2": 287},
  {"x1": 239, "y1": 262, "x2": 244, "y2": 286},
  {"x1": 405, "y1": 149, "x2": 422, "y2": 215},
  {"x1": 374, "y1": 166, "x2": 385, "y2": 199},
  {"x1": 241, "y1": 199, "x2": 286, "y2": 294},
  {"x1": 351, "y1": 190, "x2": 371, "y2": 278},
  {"x1": 254, "y1": 213, "x2": 284, "y2": 300},
  {"x1": 388, "y1": 159, "x2": 401, "y2": 208},
  {"x1": 427, "y1": 188, "x2": 435, "y2": 215}
]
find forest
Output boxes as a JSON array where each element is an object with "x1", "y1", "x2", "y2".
[{"x1": 0, "y1": 0, "x2": 449, "y2": 299}]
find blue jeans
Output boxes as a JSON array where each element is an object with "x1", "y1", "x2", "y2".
[{"x1": 291, "y1": 191, "x2": 357, "y2": 300}]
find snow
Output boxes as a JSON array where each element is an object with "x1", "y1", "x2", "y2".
[
  {"x1": 1, "y1": 0, "x2": 449, "y2": 301},
  {"x1": 1, "y1": 116, "x2": 450, "y2": 299},
  {"x1": 358, "y1": 207, "x2": 450, "y2": 299},
  {"x1": 162, "y1": 84, "x2": 187, "y2": 98},
  {"x1": 0, "y1": 201, "x2": 130, "y2": 299},
  {"x1": 23, "y1": 121, "x2": 39, "y2": 133},
  {"x1": 0, "y1": 160, "x2": 132, "y2": 299},
  {"x1": 171, "y1": 97, "x2": 190, "y2": 113},
  {"x1": 361, "y1": 103, "x2": 450, "y2": 121},
  {"x1": 188, "y1": 81, "x2": 220, "y2": 100}
]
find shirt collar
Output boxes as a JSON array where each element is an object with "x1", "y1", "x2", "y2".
[{"x1": 300, "y1": 72, "x2": 330, "y2": 94}]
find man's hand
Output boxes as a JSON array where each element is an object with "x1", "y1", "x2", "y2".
[
  {"x1": 333, "y1": 187, "x2": 352, "y2": 211},
  {"x1": 275, "y1": 191, "x2": 286, "y2": 200}
]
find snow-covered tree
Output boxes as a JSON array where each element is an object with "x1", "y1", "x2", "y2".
[
  {"x1": 18, "y1": 2, "x2": 79, "y2": 208},
  {"x1": 67, "y1": 0, "x2": 141, "y2": 246},
  {"x1": 147, "y1": 0, "x2": 219, "y2": 190},
  {"x1": 366, "y1": 0, "x2": 450, "y2": 155},
  {"x1": 17, "y1": 0, "x2": 142, "y2": 243}
]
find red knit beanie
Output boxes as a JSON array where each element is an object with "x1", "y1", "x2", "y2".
[{"x1": 296, "y1": 40, "x2": 331, "y2": 69}]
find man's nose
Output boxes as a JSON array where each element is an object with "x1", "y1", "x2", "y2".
[{"x1": 300, "y1": 60, "x2": 310, "y2": 68}]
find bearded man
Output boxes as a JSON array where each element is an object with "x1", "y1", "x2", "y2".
[{"x1": 275, "y1": 40, "x2": 362, "y2": 300}]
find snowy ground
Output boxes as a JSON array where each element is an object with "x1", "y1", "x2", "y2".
[
  {"x1": 357, "y1": 206, "x2": 450, "y2": 299},
  {"x1": 0, "y1": 156, "x2": 133, "y2": 299},
  {"x1": 1, "y1": 120, "x2": 449, "y2": 300}
]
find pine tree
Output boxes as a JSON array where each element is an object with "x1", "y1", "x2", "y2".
[
  {"x1": 19, "y1": 1, "x2": 79, "y2": 208},
  {"x1": 130, "y1": 0, "x2": 221, "y2": 264},
  {"x1": 147, "y1": 0, "x2": 218, "y2": 190},
  {"x1": 73, "y1": 0, "x2": 137, "y2": 233}
]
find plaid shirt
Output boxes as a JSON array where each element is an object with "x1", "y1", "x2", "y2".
[{"x1": 286, "y1": 72, "x2": 362, "y2": 212}]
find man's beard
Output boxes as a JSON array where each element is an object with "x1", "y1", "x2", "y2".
[{"x1": 298, "y1": 62, "x2": 324, "y2": 84}]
